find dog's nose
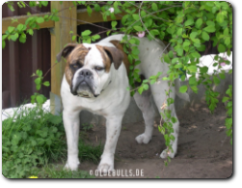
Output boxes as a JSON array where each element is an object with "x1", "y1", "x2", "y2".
[{"x1": 80, "y1": 69, "x2": 92, "y2": 76}]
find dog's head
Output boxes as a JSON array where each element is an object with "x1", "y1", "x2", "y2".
[{"x1": 57, "y1": 43, "x2": 124, "y2": 98}]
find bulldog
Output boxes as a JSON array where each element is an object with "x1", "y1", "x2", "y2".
[{"x1": 57, "y1": 34, "x2": 189, "y2": 172}]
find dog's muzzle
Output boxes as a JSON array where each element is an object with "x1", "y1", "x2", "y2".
[{"x1": 71, "y1": 69, "x2": 98, "y2": 98}]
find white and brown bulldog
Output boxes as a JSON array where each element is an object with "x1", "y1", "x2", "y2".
[{"x1": 57, "y1": 34, "x2": 189, "y2": 172}]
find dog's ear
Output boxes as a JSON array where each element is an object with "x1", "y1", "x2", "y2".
[
  {"x1": 56, "y1": 43, "x2": 78, "y2": 62},
  {"x1": 103, "y1": 46, "x2": 124, "y2": 70}
]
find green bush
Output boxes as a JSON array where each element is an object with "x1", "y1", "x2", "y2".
[{"x1": 2, "y1": 107, "x2": 65, "y2": 178}]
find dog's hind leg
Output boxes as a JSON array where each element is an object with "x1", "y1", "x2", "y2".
[
  {"x1": 150, "y1": 83, "x2": 179, "y2": 158},
  {"x1": 134, "y1": 85, "x2": 157, "y2": 144},
  {"x1": 159, "y1": 106, "x2": 179, "y2": 159}
]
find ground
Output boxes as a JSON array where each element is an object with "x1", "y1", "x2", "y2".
[{"x1": 78, "y1": 101, "x2": 233, "y2": 179}]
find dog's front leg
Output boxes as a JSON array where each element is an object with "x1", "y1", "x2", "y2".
[
  {"x1": 98, "y1": 115, "x2": 123, "y2": 173},
  {"x1": 63, "y1": 110, "x2": 80, "y2": 171}
]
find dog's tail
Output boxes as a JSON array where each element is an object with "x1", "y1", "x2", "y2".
[{"x1": 174, "y1": 79, "x2": 190, "y2": 102}]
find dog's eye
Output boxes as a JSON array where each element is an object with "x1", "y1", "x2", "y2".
[
  {"x1": 71, "y1": 62, "x2": 82, "y2": 69},
  {"x1": 94, "y1": 66, "x2": 104, "y2": 71}
]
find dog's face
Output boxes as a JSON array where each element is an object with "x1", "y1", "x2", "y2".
[{"x1": 57, "y1": 43, "x2": 124, "y2": 98}]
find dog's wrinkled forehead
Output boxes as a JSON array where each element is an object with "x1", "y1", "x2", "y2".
[
  {"x1": 69, "y1": 44, "x2": 112, "y2": 69},
  {"x1": 68, "y1": 44, "x2": 91, "y2": 64}
]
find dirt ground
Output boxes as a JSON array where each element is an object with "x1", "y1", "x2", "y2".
[{"x1": 79, "y1": 101, "x2": 233, "y2": 179}]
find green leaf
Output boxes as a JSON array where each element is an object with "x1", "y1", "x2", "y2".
[
  {"x1": 34, "y1": 78, "x2": 41, "y2": 89},
  {"x1": 195, "y1": 18, "x2": 203, "y2": 28},
  {"x1": 92, "y1": 34, "x2": 101, "y2": 41},
  {"x1": 167, "y1": 98, "x2": 174, "y2": 105},
  {"x1": 2, "y1": 40, "x2": 6, "y2": 49},
  {"x1": 94, "y1": 4, "x2": 100, "y2": 12},
  {"x1": 218, "y1": 44, "x2": 226, "y2": 52},
  {"x1": 150, "y1": 29, "x2": 159, "y2": 36},
  {"x1": 144, "y1": 18, "x2": 152, "y2": 28},
  {"x1": 111, "y1": 21, "x2": 117, "y2": 29},
  {"x1": 222, "y1": 97, "x2": 229, "y2": 103},
  {"x1": 106, "y1": 30, "x2": 111, "y2": 36},
  {"x1": 51, "y1": 15, "x2": 59, "y2": 22},
  {"x1": 189, "y1": 76, "x2": 197, "y2": 85},
  {"x1": 159, "y1": 31, "x2": 165, "y2": 40},
  {"x1": 150, "y1": 79, "x2": 156, "y2": 84},
  {"x1": 202, "y1": 31, "x2": 210, "y2": 41},
  {"x1": 138, "y1": 86, "x2": 144, "y2": 95},
  {"x1": 179, "y1": 85, "x2": 187, "y2": 93},
  {"x1": 213, "y1": 76, "x2": 220, "y2": 85},
  {"x1": 174, "y1": 63, "x2": 182, "y2": 69},
  {"x1": 21, "y1": 33, "x2": 26, "y2": 39},
  {"x1": 133, "y1": 25, "x2": 143, "y2": 32},
  {"x1": 200, "y1": 66, "x2": 208, "y2": 73},
  {"x1": 206, "y1": 20, "x2": 215, "y2": 26},
  {"x1": 219, "y1": 72, "x2": 226, "y2": 79},
  {"x1": 216, "y1": 12, "x2": 224, "y2": 23},
  {"x1": 36, "y1": 95, "x2": 46, "y2": 104},
  {"x1": 176, "y1": 48, "x2": 183, "y2": 56},
  {"x1": 190, "y1": 32, "x2": 197, "y2": 39},
  {"x1": 224, "y1": 37, "x2": 231, "y2": 47},
  {"x1": 43, "y1": 81, "x2": 50, "y2": 87},
  {"x1": 19, "y1": 33, "x2": 26, "y2": 43},
  {"x1": 31, "y1": 94, "x2": 36, "y2": 103},
  {"x1": 177, "y1": 28, "x2": 183, "y2": 36},
  {"x1": 225, "y1": 118, "x2": 232, "y2": 128},
  {"x1": 171, "y1": 117, "x2": 177, "y2": 123},
  {"x1": 7, "y1": 26, "x2": 15, "y2": 33},
  {"x1": 27, "y1": 29, "x2": 34, "y2": 36},
  {"x1": 83, "y1": 36, "x2": 91, "y2": 44},
  {"x1": 162, "y1": 77, "x2": 169, "y2": 81},
  {"x1": 168, "y1": 51, "x2": 174, "y2": 58},
  {"x1": 143, "y1": 84, "x2": 149, "y2": 90},
  {"x1": 185, "y1": 18, "x2": 194, "y2": 26},
  {"x1": 72, "y1": 35, "x2": 76, "y2": 42},
  {"x1": 141, "y1": 10, "x2": 146, "y2": 17},
  {"x1": 132, "y1": 14, "x2": 140, "y2": 21},
  {"x1": 183, "y1": 40, "x2": 191, "y2": 51},
  {"x1": 203, "y1": 25, "x2": 216, "y2": 33},
  {"x1": 87, "y1": 6, "x2": 92, "y2": 16},
  {"x1": 36, "y1": 17, "x2": 44, "y2": 23},
  {"x1": 190, "y1": 51, "x2": 201, "y2": 58},
  {"x1": 81, "y1": 30, "x2": 92, "y2": 36},
  {"x1": 164, "y1": 54, "x2": 171, "y2": 63},
  {"x1": 17, "y1": 24, "x2": 24, "y2": 31},
  {"x1": 129, "y1": 38, "x2": 136, "y2": 44},
  {"x1": 40, "y1": 1, "x2": 48, "y2": 7},
  {"x1": 187, "y1": 65, "x2": 197, "y2": 73},
  {"x1": 152, "y1": 3, "x2": 158, "y2": 11},
  {"x1": 10, "y1": 33, "x2": 19, "y2": 41},
  {"x1": 36, "y1": 70, "x2": 43, "y2": 77},
  {"x1": 2, "y1": 34, "x2": 8, "y2": 40},
  {"x1": 36, "y1": 84, "x2": 41, "y2": 91}
]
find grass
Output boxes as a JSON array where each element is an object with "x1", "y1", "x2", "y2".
[
  {"x1": 2, "y1": 105, "x2": 102, "y2": 179},
  {"x1": 31, "y1": 164, "x2": 95, "y2": 179}
]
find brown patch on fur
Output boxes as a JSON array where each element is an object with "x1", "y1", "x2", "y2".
[
  {"x1": 96, "y1": 43, "x2": 125, "y2": 71},
  {"x1": 96, "y1": 45, "x2": 112, "y2": 72},
  {"x1": 64, "y1": 44, "x2": 90, "y2": 85},
  {"x1": 109, "y1": 40, "x2": 130, "y2": 74}
]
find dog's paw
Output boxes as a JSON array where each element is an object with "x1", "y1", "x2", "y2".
[
  {"x1": 97, "y1": 155, "x2": 114, "y2": 174},
  {"x1": 64, "y1": 158, "x2": 80, "y2": 171},
  {"x1": 160, "y1": 149, "x2": 176, "y2": 159},
  {"x1": 135, "y1": 133, "x2": 151, "y2": 144},
  {"x1": 97, "y1": 163, "x2": 114, "y2": 174}
]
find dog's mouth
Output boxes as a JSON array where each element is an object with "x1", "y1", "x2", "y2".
[{"x1": 77, "y1": 92, "x2": 92, "y2": 98}]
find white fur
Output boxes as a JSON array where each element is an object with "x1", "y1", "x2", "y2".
[{"x1": 61, "y1": 34, "x2": 189, "y2": 172}]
